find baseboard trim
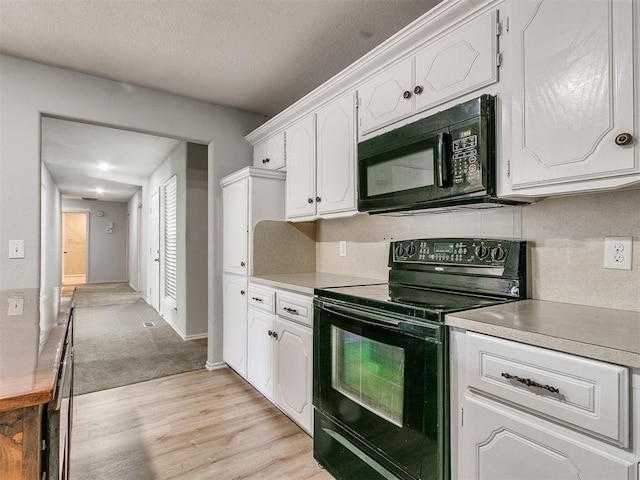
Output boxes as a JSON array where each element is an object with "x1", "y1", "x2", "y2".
[
  {"x1": 184, "y1": 332, "x2": 208, "y2": 341},
  {"x1": 205, "y1": 361, "x2": 226, "y2": 371}
]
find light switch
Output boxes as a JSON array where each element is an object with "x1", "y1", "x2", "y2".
[{"x1": 8, "y1": 240, "x2": 24, "y2": 259}]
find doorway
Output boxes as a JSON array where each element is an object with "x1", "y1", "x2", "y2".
[
  {"x1": 62, "y1": 211, "x2": 88, "y2": 285},
  {"x1": 149, "y1": 189, "x2": 161, "y2": 312}
]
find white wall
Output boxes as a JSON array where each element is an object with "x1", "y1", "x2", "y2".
[
  {"x1": 62, "y1": 199, "x2": 128, "y2": 283},
  {"x1": 0, "y1": 55, "x2": 263, "y2": 366},
  {"x1": 185, "y1": 144, "x2": 209, "y2": 338},
  {"x1": 40, "y1": 163, "x2": 62, "y2": 288},
  {"x1": 127, "y1": 189, "x2": 142, "y2": 291}
]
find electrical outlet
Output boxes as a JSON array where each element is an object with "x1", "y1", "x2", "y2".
[
  {"x1": 8, "y1": 240, "x2": 24, "y2": 259},
  {"x1": 604, "y1": 237, "x2": 632, "y2": 270},
  {"x1": 339, "y1": 240, "x2": 347, "y2": 257}
]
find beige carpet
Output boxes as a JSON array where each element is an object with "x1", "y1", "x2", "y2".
[
  {"x1": 72, "y1": 282, "x2": 207, "y2": 395},
  {"x1": 73, "y1": 282, "x2": 145, "y2": 307}
]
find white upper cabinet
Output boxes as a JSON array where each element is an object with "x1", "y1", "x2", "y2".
[
  {"x1": 221, "y1": 167, "x2": 285, "y2": 276},
  {"x1": 286, "y1": 92, "x2": 359, "y2": 221},
  {"x1": 316, "y1": 91, "x2": 358, "y2": 217},
  {"x1": 222, "y1": 177, "x2": 249, "y2": 276},
  {"x1": 358, "y1": 8, "x2": 499, "y2": 139},
  {"x1": 285, "y1": 114, "x2": 316, "y2": 220},
  {"x1": 507, "y1": 0, "x2": 638, "y2": 195},
  {"x1": 253, "y1": 132, "x2": 285, "y2": 170},
  {"x1": 358, "y1": 57, "x2": 415, "y2": 138}
]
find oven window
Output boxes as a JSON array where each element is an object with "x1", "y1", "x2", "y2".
[
  {"x1": 366, "y1": 148, "x2": 434, "y2": 197},
  {"x1": 331, "y1": 326, "x2": 405, "y2": 426}
]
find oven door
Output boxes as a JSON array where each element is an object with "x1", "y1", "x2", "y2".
[
  {"x1": 313, "y1": 298, "x2": 446, "y2": 480},
  {"x1": 358, "y1": 132, "x2": 449, "y2": 213}
]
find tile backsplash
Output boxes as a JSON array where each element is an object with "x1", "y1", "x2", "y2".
[{"x1": 315, "y1": 188, "x2": 640, "y2": 312}]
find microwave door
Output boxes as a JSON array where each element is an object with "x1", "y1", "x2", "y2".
[{"x1": 358, "y1": 134, "x2": 447, "y2": 211}]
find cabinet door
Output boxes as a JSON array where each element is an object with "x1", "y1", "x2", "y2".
[
  {"x1": 222, "y1": 274, "x2": 247, "y2": 378},
  {"x1": 253, "y1": 133, "x2": 285, "y2": 170},
  {"x1": 415, "y1": 9, "x2": 498, "y2": 114},
  {"x1": 461, "y1": 392, "x2": 640, "y2": 480},
  {"x1": 222, "y1": 178, "x2": 248, "y2": 275},
  {"x1": 273, "y1": 317, "x2": 313, "y2": 434},
  {"x1": 316, "y1": 91, "x2": 358, "y2": 217},
  {"x1": 247, "y1": 308, "x2": 274, "y2": 400},
  {"x1": 285, "y1": 115, "x2": 316, "y2": 220},
  {"x1": 358, "y1": 57, "x2": 414, "y2": 139},
  {"x1": 509, "y1": 0, "x2": 635, "y2": 192}
]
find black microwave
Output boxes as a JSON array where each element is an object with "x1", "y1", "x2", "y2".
[{"x1": 358, "y1": 94, "x2": 520, "y2": 213}]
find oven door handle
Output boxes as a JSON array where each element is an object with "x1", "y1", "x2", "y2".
[{"x1": 320, "y1": 302, "x2": 402, "y2": 329}]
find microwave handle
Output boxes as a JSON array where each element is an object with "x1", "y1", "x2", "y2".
[{"x1": 436, "y1": 132, "x2": 451, "y2": 188}]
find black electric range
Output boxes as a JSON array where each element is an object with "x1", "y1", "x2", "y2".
[{"x1": 313, "y1": 238, "x2": 527, "y2": 480}]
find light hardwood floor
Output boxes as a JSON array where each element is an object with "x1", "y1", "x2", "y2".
[{"x1": 71, "y1": 368, "x2": 333, "y2": 480}]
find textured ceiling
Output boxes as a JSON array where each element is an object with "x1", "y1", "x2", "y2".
[{"x1": 0, "y1": 0, "x2": 441, "y2": 118}]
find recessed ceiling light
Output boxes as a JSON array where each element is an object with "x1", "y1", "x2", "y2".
[
  {"x1": 95, "y1": 187, "x2": 104, "y2": 194},
  {"x1": 98, "y1": 162, "x2": 110, "y2": 171}
]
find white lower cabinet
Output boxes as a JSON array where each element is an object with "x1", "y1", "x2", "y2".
[
  {"x1": 462, "y1": 392, "x2": 639, "y2": 480},
  {"x1": 452, "y1": 329, "x2": 640, "y2": 480},
  {"x1": 244, "y1": 283, "x2": 313, "y2": 434},
  {"x1": 246, "y1": 307, "x2": 275, "y2": 400},
  {"x1": 222, "y1": 273, "x2": 247, "y2": 378},
  {"x1": 273, "y1": 316, "x2": 313, "y2": 434}
]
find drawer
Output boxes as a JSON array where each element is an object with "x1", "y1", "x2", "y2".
[
  {"x1": 276, "y1": 290, "x2": 313, "y2": 327},
  {"x1": 247, "y1": 284, "x2": 275, "y2": 314},
  {"x1": 466, "y1": 332, "x2": 630, "y2": 447}
]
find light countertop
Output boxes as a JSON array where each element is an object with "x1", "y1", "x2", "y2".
[
  {"x1": 250, "y1": 272, "x2": 385, "y2": 295},
  {"x1": 0, "y1": 288, "x2": 73, "y2": 410},
  {"x1": 446, "y1": 299, "x2": 640, "y2": 369}
]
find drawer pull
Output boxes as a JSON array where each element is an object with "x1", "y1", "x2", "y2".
[
  {"x1": 283, "y1": 307, "x2": 298, "y2": 315},
  {"x1": 252, "y1": 297, "x2": 263, "y2": 302},
  {"x1": 501, "y1": 373, "x2": 560, "y2": 394}
]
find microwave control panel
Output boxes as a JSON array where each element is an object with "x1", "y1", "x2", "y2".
[{"x1": 451, "y1": 133, "x2": 480, "y2": 185}]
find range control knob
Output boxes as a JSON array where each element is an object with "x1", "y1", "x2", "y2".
[
  {"x1": 475, "y1": 244, "x2": 489, "y2": 259},
  {"x1": 406, "y1": 244, "x2": 417, "y2": 256},
  {"x1": 492, "y1": 246, "x2": 506, "y2": 261},
  {"x1": 395, "y1": 245, "x2": 405, "y2": 257}
]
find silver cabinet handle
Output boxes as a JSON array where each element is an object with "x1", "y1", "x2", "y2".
[{"x1": 501, "y1": 373, "x2": 560, "y2": 394}]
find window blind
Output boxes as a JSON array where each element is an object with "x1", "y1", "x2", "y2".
[{"x1": 164, "y1": 175, "x2": 177, "y2": 302}]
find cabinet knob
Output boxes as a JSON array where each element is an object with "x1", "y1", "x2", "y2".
[
  {"x1": 413, "y1": 85, "x2": 423, "y2": 95},
  {"x1": 262, "y1": 158, "x2": 270, "y2": 164},
  {"x1": 307, "y1": 198, "x2": 313, "y2": 204},
  {"x1": 615, "y1": 133, "x2": 633, "y2": 146},
  {"x1": 240, "y1": 261, "x2": 245, "y2": 267},
  {"x1": 402, "y1": 90, "x2": 412, "y2": 99},
  {"x1": 268, "y1": 329, "x2": 273, "y2": 336},
  {"x1": 272, "y1": 331, "x2": 278, "y2": 339},
  {"x1": 240, "y1": 290, "x2": 245, "y2": 296},
  {"x1": 315, "y1": 196, "x2": 321, "y2": 203}
]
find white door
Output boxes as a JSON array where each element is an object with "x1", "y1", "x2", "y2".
[
  {"x1": 149, "y1": 189, "x2": 161, "y2": 312},
  {"x1": 285, "y1": 115, "x2": 316, "y2": 220},
  {"x1": 246, "y1": 307, "x2": 275, "y2": 400},
  {"x1": 461, "y1": 392, "x2": 640, "y2": 480},
  {"x1": 316, "y1": 91, "x2": 357, "y2": 217},
  {"x1": 222, "y1": 273, "x2": 248, "y2": 378},
  {"x1": 509, "y1": 0, "x2": 635, "y2": 191},
  {"x1": 222, "y1": 177, "x2": 248, "y2": 275},
  {"x1": 273, "y1": 317, "x2": 312, "y2": 434}
]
